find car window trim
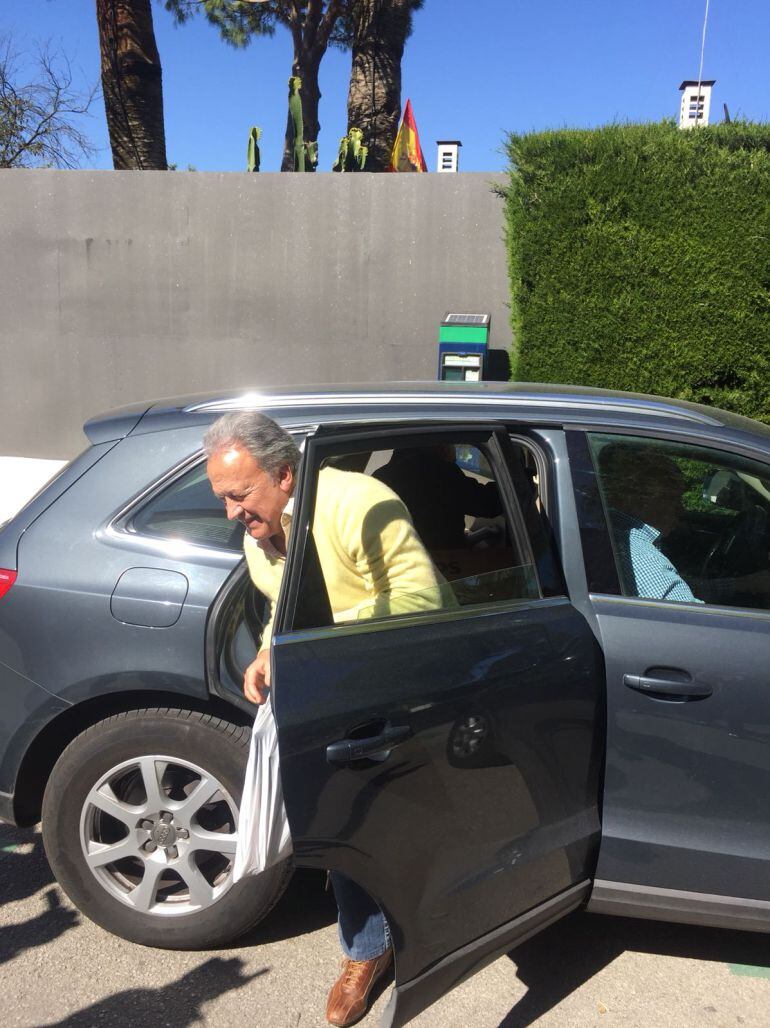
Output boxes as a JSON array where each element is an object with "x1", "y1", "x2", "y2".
[
  {"x1": 498, "y1": 430, "x2": 566, "y2": 597},
  {"x1": 591, "y1": 592, "x2": 770, "y2": 622},
  {"x1": 565, "y1": 421, "x2": 770, "y2": 466},
  {"x1": 566, "y1": 430, "x2": 622, "y2": 596},
  {"x1": 507, "y1": 432, "x2": 548, "y2": 504},
  {"x1": 274, "y1": 595, "x2": 572, "y2": 646}
]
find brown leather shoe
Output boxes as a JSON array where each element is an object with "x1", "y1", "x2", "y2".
[{"x1": 326, "y1": 949, "x2": 393, "y2": 1027}]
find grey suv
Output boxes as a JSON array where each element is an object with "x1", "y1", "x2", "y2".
[{"x1": 1, "y1": 383, "x2": 769, "y2": 1026}]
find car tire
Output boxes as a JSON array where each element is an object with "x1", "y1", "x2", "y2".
[{"x1": 41, "y1": 707, "x2": 292, "y2": 950}]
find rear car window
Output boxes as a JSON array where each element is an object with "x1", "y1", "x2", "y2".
[{"x1": 131, "y1": 462, "x2": 245, "y2": 552}]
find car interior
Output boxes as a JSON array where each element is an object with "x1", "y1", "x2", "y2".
[
  {"x1": 665, "y1": 464, "x2": 770, "y2": 608},
  {"x1": 319, "y1": 442, "x2": 536, "y2": 608}
]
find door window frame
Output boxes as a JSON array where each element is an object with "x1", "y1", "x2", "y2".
[{"x1": 272, "y1": 422, "x2": 566, "y2": 641}]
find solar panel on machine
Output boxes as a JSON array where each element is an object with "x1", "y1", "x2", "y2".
[{"x1": 443, "y1": 313, "x2": 490, "y2": 326}]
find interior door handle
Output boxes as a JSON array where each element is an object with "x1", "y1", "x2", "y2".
[
  {"x1": 623, "y1": 673, "x2": 712, "y2": 700},
  {"x1": 326, "y1": 724, "x2": 411, "y2": 766}
]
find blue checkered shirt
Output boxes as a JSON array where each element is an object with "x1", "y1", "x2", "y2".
[{"x1": 609, "y1": 510, "x2": 701, "y2": 603}]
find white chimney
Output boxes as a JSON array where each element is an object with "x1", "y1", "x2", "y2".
[
  {"x1": 679, "y1": 80, "x2": 715, "y2": 129},
  {"x1": 436, "y1": 140, "x2": 462, "y2": 173}
]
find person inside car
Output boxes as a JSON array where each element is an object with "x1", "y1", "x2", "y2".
[
  {"x1": 205, "y1": 411, "x2": 449, "y2": 1027},
  {"x1": 597, "y1": 443, "x2": 702, "y2": 603}
]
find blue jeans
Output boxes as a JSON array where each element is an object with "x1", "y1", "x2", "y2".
[{"x1": 330, "y1": 872, "x2": 391, "y2": 961}]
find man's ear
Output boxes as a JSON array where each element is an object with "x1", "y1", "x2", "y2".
[{"x1": 278, "y1": 464, "x2": 294, "y2": 494}]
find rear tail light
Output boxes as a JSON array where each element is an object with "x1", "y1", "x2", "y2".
[{"x1": 0, "y1": 569, "x2": 16, "y2": 599}]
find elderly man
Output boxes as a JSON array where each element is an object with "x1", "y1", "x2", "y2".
[{"x1": 205, "y1": 411, "x2": 447, "y2": 1027}]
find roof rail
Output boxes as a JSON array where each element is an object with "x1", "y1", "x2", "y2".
[{"x1": 184, "y1": 389, "x2": 721, "y2": 426}]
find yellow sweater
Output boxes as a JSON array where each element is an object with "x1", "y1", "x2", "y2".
[{"x1": 244, "y1": 466, "x2": 449, "y2": 647}]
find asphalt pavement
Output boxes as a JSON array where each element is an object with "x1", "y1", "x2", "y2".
[{"x1": 2, "y1": 824, "x2": 770, "y2": 1027}]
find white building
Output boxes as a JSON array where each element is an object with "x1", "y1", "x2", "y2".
[
  {"x1": 436, "y1": 140, "x2": 462, "y2": 173},
  {"x1": 679, "y1": 80, "x2": 715, "y2": 128}
]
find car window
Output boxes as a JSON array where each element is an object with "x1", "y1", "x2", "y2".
[
  {"x1": 131, "y1": 462, "x2": 245, "y2": 552},
  {"x1": 588, "y1": 433, "x2": 770, "y2": 611},
  {"x1": 295, "y1": 438, "x2": 541, "y2": 630}
]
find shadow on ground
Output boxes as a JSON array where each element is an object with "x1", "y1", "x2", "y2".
[
  {"x1": 500, "y1": 910, "x2": 770, "y2": 1027},
  {"x1": 0, "y1": 825, "x2": 55, "y2": 904},
  {"x1": 41, "y1": 957, "x2": 266, "y2": 1027},
  {"x1": 244, "y1": 868, "x2": 337, "y2": 946},
  {"x1": 0, "y1": 825, "x2": 78, "y2": 964},
  {"x1": 0, "y1": 888, "x2": 79, "y2": 965}
]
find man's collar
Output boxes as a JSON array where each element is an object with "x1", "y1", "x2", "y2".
[
  {"x1": 257, "y1": 495, "x2": 295, "y2": 559},
  {"x1": 610, "y1": 507, "x2": 660, "y2": 542}
]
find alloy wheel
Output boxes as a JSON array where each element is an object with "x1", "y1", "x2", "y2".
[{"x1": 79, "y1": 754, "x2": 239, "y2": 916}]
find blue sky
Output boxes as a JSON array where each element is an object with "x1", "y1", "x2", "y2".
[{"x1": 4, "y1": 1, "x2": 769, "y2": 172}]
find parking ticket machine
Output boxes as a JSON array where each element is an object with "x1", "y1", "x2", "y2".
[{"x1": 437, "y1": 313, "x2": 490, "y2": 381}]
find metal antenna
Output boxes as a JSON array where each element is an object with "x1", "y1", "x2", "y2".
[{"x1": 696, "y1": 0, "x2": 711, "y2": 124}]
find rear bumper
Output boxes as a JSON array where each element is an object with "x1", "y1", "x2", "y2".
[{"x1": 0, "y1": 789, "x2": 16, "y2": 826}]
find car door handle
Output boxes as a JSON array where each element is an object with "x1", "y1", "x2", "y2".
[
  {"x1": 623, "y1": 674, "x2": 712, "y2": 700},
  {"x1": 326, "y1": 724, "x2": 411, "y2": 766}
]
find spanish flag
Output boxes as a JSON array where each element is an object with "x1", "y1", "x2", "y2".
[{"x1": 389, "y1": 99, "x2": 428, "y2": 172}]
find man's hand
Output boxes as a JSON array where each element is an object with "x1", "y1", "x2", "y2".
[{"x1": 244, "y1": 649, "x2": 271, "y2": 705}]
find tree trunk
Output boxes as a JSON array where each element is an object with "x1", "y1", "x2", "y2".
[
  {"x1": 347, "y1": 0, "x2": 412, "y2": 172},
  {"x1": 96, "y1": 0, "x2": 168, "y2": 170},
  {"x1": 281, "y1": 52, "x2": 322, "y2": 172}
]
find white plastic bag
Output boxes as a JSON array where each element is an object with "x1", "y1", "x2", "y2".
[{"x1": 233, "y1": 697, "x2": 293, "y2": 881}]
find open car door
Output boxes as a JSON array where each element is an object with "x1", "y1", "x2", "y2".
[{"x1": 269, "y1": 422, "x2": 605, "y2": 1026}]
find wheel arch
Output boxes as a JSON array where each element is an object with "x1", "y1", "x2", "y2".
[{"x1": 12, "y1": 688, "x2": 252, "y2": 827}]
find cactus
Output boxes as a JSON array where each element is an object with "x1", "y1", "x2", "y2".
[
  {"x1": 333, "y1": 135, "x2": 348, "y2": 172},
  {"x1": 288, "y1": 76, "x2": 305, "y2": 171},
  {"x1": 287, "y1": 77, "x2": 317, "y2": 172},
  {"x1": 246, "y1": 126, "x2": 261, "y2": 172},
  {"x1": 333, "y1": 128, "x2": 368, "y2": 172}
]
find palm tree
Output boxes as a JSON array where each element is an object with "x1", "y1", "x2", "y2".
[
  {"x1": 96, "y1": 0, "x2": 168, "y2": 170},
  {"x1": 345, "y1": 0, "x2": 424, "y2": 172}
]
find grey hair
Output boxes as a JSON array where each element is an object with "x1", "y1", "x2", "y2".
[{"x1": 203, "y1": 412, "x2": 301, "y2": 479}]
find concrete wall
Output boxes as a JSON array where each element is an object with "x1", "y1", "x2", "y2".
[{"x1": 1, "y1": 170, "x2": 510, "y2": 459}]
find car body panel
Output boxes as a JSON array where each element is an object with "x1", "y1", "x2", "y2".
[
  {"x1": 0, "y1": 662, "x2": 70, "y2": 797},
  {"x1": 382, "y1": 879, "x2": 590, "y2": 1028},
  {"x1": 592, "y1": 595, "x2": 770, "y2": 902},
  {"x1": 0, "y1": 441, "x2": 117, "y2": 570},
  {"x1": 272, "y1": 602, "x2": 605, "y2": 1009},
  {"x1": 82, "y1": 399, "x2": 154, "y2": 445}
]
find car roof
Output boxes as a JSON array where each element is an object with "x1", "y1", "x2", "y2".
[{"x1": 85, "y1": 381, "x2": 770, "y2": 450}]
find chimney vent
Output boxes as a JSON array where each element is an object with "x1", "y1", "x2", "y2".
[
  {"x1": 678, "y1": 80, "x2": 715, "y2": 128},
  {"x1": 436, "y1": 140, "x2": 462, "y2": 173}
]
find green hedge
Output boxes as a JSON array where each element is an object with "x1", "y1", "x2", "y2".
[{"x1": 503, "y1": 122, "x2": 770, "y2": 423}]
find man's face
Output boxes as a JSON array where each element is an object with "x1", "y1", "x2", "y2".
[
  {"x1": 605, "y1": 451, "x2": 686, "y2": 537},
  {"x1": 207, "y1": 445, "x2": 293, "y2": 541},
  {"x1": 638, "y1": 465, "x2": 686, "y2": 537}
]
